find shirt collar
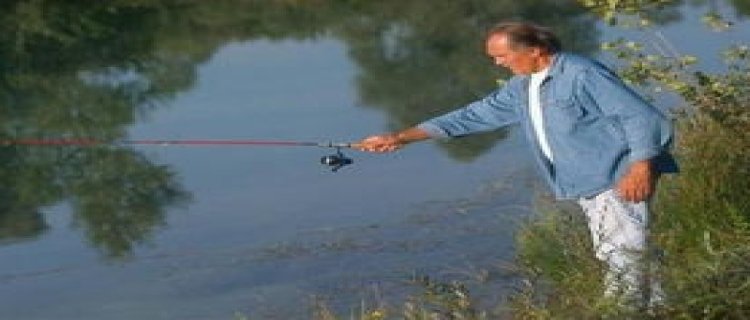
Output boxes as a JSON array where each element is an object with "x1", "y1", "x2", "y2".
[{"x1": 546, "y1": 52, "x2": 564, "y2": 78}]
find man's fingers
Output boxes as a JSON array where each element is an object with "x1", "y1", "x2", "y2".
[
  {"x1": 357, "y1": 142, "x2": 398, "y2": 152},
  {"x1": 355, "y1": 134, "x2": 402, "y2": 153},
  {"x1": 616, "y1": 183, "x2": 651, "y2": 203},
  {"x1": 619, "y1": 187, "x2": 635, "y2": 202}
]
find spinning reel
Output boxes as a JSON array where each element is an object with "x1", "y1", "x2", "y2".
[{"x1": 320, "y1": 147, "x2": 353, "y2": 172}]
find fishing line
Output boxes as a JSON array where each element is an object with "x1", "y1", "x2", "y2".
[{"x1": 1, "y1": 138, "x2": 358, "y2": 172}]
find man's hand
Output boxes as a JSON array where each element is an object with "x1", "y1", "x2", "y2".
[
  {"x1": 616, "y1": 160, "x2": 656, "y2": 203},
  {"x1": 356, "y1": 133, "x2": 404, "y2": 153},
  {"x1": 355, "y1": 127, "x2": 431, "y2": 153}
]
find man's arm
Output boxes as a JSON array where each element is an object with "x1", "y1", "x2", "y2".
[
  {"x1": 357, "y1": 79, "x2": 524, "y2": 153},
  {"x1": 355, "y1": 127, "x2": 431, "y2": 153}
]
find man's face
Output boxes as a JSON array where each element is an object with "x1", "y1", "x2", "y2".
[{"x1": 485, "y1": 34, "x2": 544, "y2": 75}]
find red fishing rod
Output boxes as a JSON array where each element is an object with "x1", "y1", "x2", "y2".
[{"x1": 1, "y1": 138, "x2": 359, "y2": 172}]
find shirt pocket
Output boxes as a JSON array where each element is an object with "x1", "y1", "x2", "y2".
[
  {"x1": 544, "y1": 98, "x2": 585, "y2": 130},
  {"x1": 603, "y1": 119, "x2": 626, "y2": 140}
]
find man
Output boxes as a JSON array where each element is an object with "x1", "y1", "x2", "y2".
[{"x1": 356, "y1": 21, "x2": 677, "y2": 303}]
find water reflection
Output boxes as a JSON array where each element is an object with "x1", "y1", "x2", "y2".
[
  {"x1": 1, "y1": 2, "x2": 199, "y2": 257},
  {"x1": 0, "y1": 143, "x2": 189, "y2": 258},
  {"x1": 0, "y1": 208, "x2": 46, "y2": 244},
  {"x1": 1, "y1": 0, "x2": 746, "y2": 258}
]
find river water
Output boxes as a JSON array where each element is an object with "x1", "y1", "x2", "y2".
[{"x1": 0, "y1": 1, "x2": 747, "y2": 319}]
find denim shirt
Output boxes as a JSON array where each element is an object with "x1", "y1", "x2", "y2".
[{"x1": 418, "y1": 52, "x2": 678, "y2": 200}]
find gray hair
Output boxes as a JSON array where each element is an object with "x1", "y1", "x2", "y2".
[{"x1": 487, "y1": 21, "x2": 562, "y2": 54}]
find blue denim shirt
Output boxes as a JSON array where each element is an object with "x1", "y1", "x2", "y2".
[{"x1": 418, "y1": 52, "x2": 677, "y2": 199}]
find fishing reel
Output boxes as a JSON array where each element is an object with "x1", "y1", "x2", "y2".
[{"x1": 320, "y1": 147, "x2": 353, "y2": 172}]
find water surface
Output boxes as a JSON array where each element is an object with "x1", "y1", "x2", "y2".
[{"x1": 0, "y1": 1, "x2": 747, "y2": 318}]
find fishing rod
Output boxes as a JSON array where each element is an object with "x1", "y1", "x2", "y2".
[{"x1": 1, "y1": 138, "x2": 359, "y2": 172}]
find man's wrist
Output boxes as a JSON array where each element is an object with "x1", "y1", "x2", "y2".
[
  {"x1": 393, "y1": 131, "x2": 409, "y2": 144},
  {"x1": 393, "y1": 127, "x2": 430, "y2": 145}
]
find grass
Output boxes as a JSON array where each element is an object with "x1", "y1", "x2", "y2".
[
  {"x1": 309, "y1": 276, "x2": 489, "y2": 320},
  {"x1": 508, "y1": 198, "x2": 641, "y2": 319}
]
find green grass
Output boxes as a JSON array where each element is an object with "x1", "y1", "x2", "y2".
[{"x1": 508, "y1": 198, "x2": 640, "y2": 319}]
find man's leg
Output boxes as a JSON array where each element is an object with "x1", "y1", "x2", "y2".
[{"x1": 578, "y1": 189, "x2": 656, "y2": 304}]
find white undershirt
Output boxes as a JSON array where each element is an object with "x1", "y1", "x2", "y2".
[{"x1": 528, "y1": 67, "x2": 553, "y2": 162}]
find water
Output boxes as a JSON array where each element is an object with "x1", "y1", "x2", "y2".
[{"x1": 0, "y1": 1, "x2": 747, "y2": 319}]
